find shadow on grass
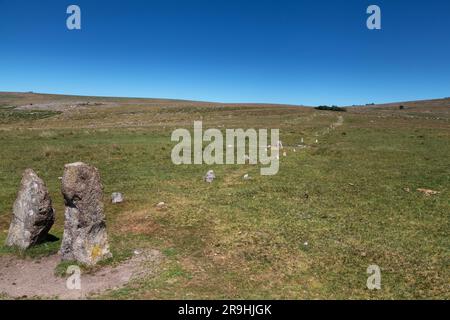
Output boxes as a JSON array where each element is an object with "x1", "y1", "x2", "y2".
[
  {"x1": 41, "y1": 233, "x2": 59, "y2": 243},
  {"x1": 0, "y1": 233, "x2": 62, "y2": 259}
]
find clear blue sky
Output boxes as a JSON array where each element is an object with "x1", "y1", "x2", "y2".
[{"x1": 1, "y1": 0, "x2": 449, "y2": 105}]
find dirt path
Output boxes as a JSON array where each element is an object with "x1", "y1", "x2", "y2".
[
  {"x1": 315, "y1": 114, "x2": 345, "y2": 137},
  {"x1": 0, "y1": 249, "x2": 162, "y2": 299}
]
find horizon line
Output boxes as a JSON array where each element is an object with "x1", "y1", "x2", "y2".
[{"x1": 1, "y1": 91, "x2": 449, "y2": 108}]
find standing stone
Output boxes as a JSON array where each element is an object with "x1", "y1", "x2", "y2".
[
  {"x1": 5, "y1": 169, "x2": 55, "y2": 249},
  {"x1": 60, "y1": 162, "x2": 112, "y2": 265}
]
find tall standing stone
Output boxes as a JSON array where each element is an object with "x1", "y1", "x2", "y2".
[
  {"x1": 60, "y1": 162, "x2": 112, "y2": 265},
  {"x1": 5, "y1": 169, "x2": 55, "y2": 249}
]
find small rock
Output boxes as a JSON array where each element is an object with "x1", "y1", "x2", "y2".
[
  {"x1": 283, "y1": 152, "x2": 287, "y2": 157},
  {"x1": 156, "y1": 202, "x2": 167, "y2": 210},
  {"x1": 299, "y1": 212, "x2": 312, "y2": 219},
  {"x1": 204, "y1": 170, "x2": 215, "y2": 183},
  {"x1": 417, "y1": 188, "x2": 440, "y2": 196},
  {"x1": 243, "y1": 174, "x2": 250, "y2": 180},
  {"x1": 111, "y1": 192, "x2": 124, "y2": 204}
]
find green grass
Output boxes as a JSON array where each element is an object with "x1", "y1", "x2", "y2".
[{"x1": 0, "y1": 97, "x2": 448, "y2": 299}]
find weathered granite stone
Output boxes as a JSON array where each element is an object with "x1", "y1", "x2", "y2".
[
  {"x1": 60, "y1": 162, "x2": 112, "y2": 265},
  {"x1": 5, "y1": 169, "x2": 55, "y2": 249}
]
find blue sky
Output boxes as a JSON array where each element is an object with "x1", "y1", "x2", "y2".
[{"x1": 0, "y1": 0, "x2": 449, "y2": 105}]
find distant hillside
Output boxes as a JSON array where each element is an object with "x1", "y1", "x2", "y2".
[
  {"x1": 0, "y1": 92, "x2": 307, "y2": 110},
  {"x1": 347, "y1": 98, "x2": 450, "y2": 111},
  {"x1": 1, "y1": 92, "x2": 448, "y2": 115}
]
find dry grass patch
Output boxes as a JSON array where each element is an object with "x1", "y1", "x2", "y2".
[{"x1": 114, "y1": 209, "x2": 161, "y2": 235}]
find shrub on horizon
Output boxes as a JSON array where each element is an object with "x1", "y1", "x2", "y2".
[{"x1": 315, "y1": 105, "x2": 347, "y2": 112}]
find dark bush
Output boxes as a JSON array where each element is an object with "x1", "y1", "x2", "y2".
[{"x1": 315, "y1": 105, "x2": 347, "y2": 112}]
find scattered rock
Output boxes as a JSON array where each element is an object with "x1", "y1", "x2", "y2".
[
  {"x1": 5, "y1": 169, "x2": 55, "y2": 249},
  {"x1": 60, "y1": 162, "x2": 112, "y2": 265},
  {"x1": 204, "y1": 170, "x2": 215, "y2": 183},
  {"x1": 298, "y1": 212, "x2": 312, "y2": 219},
  {"x1": 111, "y1": 192, "x2": 124, "y2": 204},
  {"x1": 156, "y1": 202, "x2": 167, "y2": 211},
  {"x1": 417, "y1": 188, "x2": 440, "y2": 196}
]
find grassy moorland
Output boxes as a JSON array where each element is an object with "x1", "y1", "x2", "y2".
[{"x1": 0, "y1": 92, "x2": 448, "y2": 299}]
